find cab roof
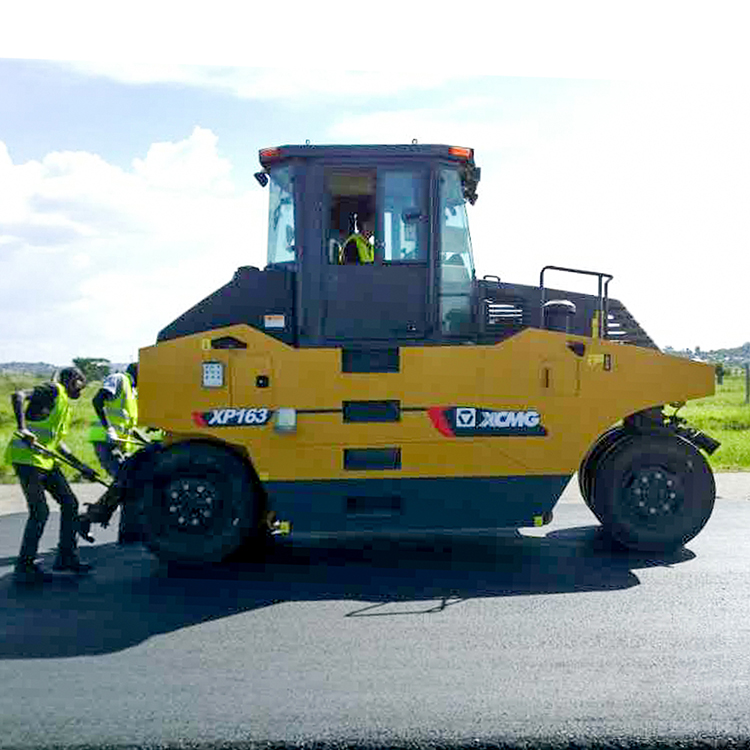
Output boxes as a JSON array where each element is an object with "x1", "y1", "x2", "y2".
[{"x1": 258, "y1": 144, "x2": 475, "y2": 168}]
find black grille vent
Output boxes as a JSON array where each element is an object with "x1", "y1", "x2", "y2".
[
  {"x1": 606, "y1": 300, "x2": 659, "y2": 350},
  {"x1": 483, "y1": 296, "x2": 529, "y2": 338},
  {"x1": 477, "y1": 280, "x2": 658, "y2": 350}
]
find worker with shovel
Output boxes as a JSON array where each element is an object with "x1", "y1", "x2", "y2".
[
  {"x1": 4, "y1": 366, "x2": 99, "y2": 584},
  {"x1": 86, "y1": 362, "x2": 147, "y2": 544}
]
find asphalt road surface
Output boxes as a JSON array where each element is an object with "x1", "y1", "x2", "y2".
[{"x1": 1, "y1": 478, "x2": 750, "y2": 749}]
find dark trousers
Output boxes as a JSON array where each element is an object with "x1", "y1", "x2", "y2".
[
  {"x1": 92, "y1": 442, "x2": 140, "y2": 539},
  {"x1": 14, "y1": 463, "x2": 78, "y2": 563},
  {"x1": 93, "y1": 441, "x2": 124, "y2": 478}
]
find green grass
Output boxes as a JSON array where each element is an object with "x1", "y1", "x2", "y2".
[
  {"x1": 0, "y1": 373, "x2": 103, "y2": 484},
  {"x1": 672, "y1": 373, "x2": 750, "y2": 471},
  {"x1": 2, "y1": 371, "x2": 749, "y2": 483}
]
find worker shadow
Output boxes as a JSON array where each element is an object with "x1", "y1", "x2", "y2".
[{"x1": 0, "y1": 518, "x2": 694, "y2": 659}]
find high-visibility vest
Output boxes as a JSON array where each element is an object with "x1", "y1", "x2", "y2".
[
  {"x1": 4, "y1": 383, "x2": 71, "y2": 470},
  {"x1": 340, "y1": 233, "x2": 374, "y2": 264},
  {"x1": 88, "y1": 374, "x2": 138, "y2": 447}
]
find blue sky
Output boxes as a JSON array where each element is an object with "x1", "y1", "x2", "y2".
[{"x1": 1, "y1": 3, "x2": 749, "y2": 365}]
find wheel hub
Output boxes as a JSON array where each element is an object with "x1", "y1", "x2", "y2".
[
  {"x1": 164, "y1": 478, "x2": 217, "y2": 532},
  {"x1": 625, "y1": 466, "x2": 684, "y2": 521}
]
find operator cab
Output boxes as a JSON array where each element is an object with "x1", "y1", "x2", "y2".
[
  {"x1": 158, "y1": 143, "x2": 656, "y2": 351},
  {"x1": 260, "y1": 143, "x2": 480, "y2": 347}
]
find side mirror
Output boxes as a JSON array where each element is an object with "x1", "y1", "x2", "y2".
[{"x1": 254, "y1": 171, "x2": 269, "y2": 187}]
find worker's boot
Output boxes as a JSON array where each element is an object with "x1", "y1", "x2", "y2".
[
  {"x1": 77, "y1": 516, "x2": 95, "y2": 543},
  {"x1": 13, "y1": 557, "x2": 53, "y2": 585}
]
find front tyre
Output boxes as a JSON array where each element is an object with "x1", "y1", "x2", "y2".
[
  {"x1": 592, "y1": 435, "x2": 715, "y2": 552},
  {"x1": 140, "y1": 442, "x2": 260, "y2": 564},
  {"x1": 578, "y1": 426, "x2": 632, "y2": 516}
]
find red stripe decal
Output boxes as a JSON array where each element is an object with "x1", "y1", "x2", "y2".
[{"x1": 428, "y1": 407, "x2": 455, "y2": 437}]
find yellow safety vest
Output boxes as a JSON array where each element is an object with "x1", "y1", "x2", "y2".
[
  {"x1": 88, "y1": 374, "x2": 138, "y2": 448},
  {"x1": 339, "y1": 233, "x2": 374, "y2": 264},
  {"x1": 4, "y1": 383, "x2": 71, "y2": 470}
]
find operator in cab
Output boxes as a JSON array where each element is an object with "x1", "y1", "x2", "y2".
[{"x1": 339, "y1": 212, "x2": 375, "y2": 264}]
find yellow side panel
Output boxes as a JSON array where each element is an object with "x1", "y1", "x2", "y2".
[{"x1": 139, "y1": 325, "x2": 714, "y2": 481}]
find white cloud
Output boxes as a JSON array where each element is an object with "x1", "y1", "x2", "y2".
[
  {"x1": 0, "y1": 128, "x2": 267, "y2": 365},
  {"x1": 4, "y1": 1, "x2": 749, "y2": 88},
  {"x1": 329, "y1": 104, "x2": 541, "y2": 151},
  {"x1": 132, "y1": 128, "x2": 233, "y2": 192},
  {"x1": 65, "y1": 62, "x2": 473, "y2": 101}
]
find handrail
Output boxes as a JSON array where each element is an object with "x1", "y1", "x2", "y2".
[{"x1": 539, "y1": 265, "x2": 614, "y2": 338}]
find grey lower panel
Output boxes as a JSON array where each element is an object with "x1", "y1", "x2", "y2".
[{"x1": 263, "y1": 474, "x2": 571, "y2": 534}]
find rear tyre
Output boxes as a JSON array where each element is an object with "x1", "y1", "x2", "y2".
[
  {"x1": 592, "y1": 434, "x2": 715, "y2": 552},
  {"x1": 139, "y1": 442, "x2": 261, "y2": 564}
]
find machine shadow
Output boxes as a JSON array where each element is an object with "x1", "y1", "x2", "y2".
[{"x1": 0, "y1": 524, "x2": 694, "y2": 659}]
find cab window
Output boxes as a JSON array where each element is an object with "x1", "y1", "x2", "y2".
[
  {"x1": 439, "y1": 168, "x2": 476, "y2": 335},
  {"x1": 267, "y1": 166, "x2": 296, "y2": 266},
  {"x1": 382, "y1": 170, "x2": 427, "y2": 262}
]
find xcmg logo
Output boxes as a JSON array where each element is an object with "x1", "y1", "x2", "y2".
[{"x1": 429, "y1": 407, "x2": 547, "y2": 437}]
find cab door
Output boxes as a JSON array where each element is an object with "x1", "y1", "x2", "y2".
[{"x1": 323, "y1": 167, "x2": 431, "y2": 342}]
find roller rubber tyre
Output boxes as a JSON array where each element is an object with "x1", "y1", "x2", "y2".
[
  {"x1": 578, "y1": 426, "x2": 631, "y2": 516},
  {"x1": 592, "y1": 434, "x2": 715, "y2": 552},
  {"x1": 139, "y1": 441, "x2": 260, "y2": 564}
]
